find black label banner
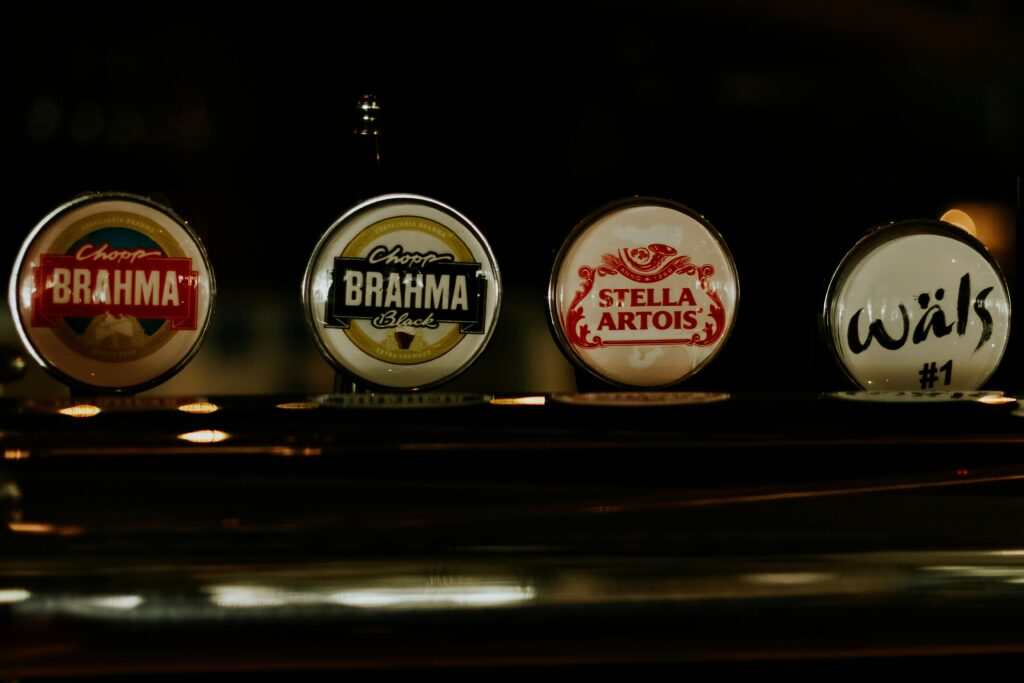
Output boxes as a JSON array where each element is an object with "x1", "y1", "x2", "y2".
[{"x1": 325, "y1": 256, "x2": 487, "y2": 334}]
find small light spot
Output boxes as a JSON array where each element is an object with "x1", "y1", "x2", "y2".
[
  {"x1": 90, "y1": 594, "x2": 143, "y2": 610},
  {"x1": 58, "y1": 404, "x2": 101, "y2": 418},
  {"x1": 178, "y1": 429, "x2": 230, "y2": 444},
  {"x1": 940, "y1": 208, "x2": 977, "y2": 236},
  {"x1": 0, "y1": 588, "x2": 30, "y2": 604},
  {"x1": 977, "y1": 394, "x2": 1016, "y2": 406},
  {"x1": 177, "y1": 401, "x2": 220, "y2": 415}
]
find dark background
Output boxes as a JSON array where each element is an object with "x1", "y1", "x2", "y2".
[{"x1": 3, "y1": 0, "x2": 1021, "y2": 395}]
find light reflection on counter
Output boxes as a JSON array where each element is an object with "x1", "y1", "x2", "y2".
[
  {"x1": 976, "y1": 394, "x2": 1017, "y2": 406},
  {"x1": 58, "y1": 404, "x2": 101, "y2": 418},
  {"x1": 207, "y1": 580, "x2": 537, "y2": 610},
  {"x1": 335, "y1": 585, "x2": 537, "y2": 608},
  {"x1": 177, "y1": 400, "x2": 220, "y2": 415},
  {"x1": 86, "y1": 594, "x2": 144, "y2": 611},
  {"x1": 270, "y1": 446, "x2": 322, "y2": 458},
  {"x1": 207, "y1": 585, "x2": 293, "y2": 609},
  {"x1": 177, "y1": 429, "x2": 231, "y2": 444},
  {"x1": 744, "y1": 572, "x2": 835, "y2": 586},
  {"x1": 0, "y1": 588, "x2": 30, "y2": 604},
  {"x1": 924, "y1": 565, "x2": 1024, "y2": 582},
  {"x1": 8, "y1": 521, "x2": 85, "y2": 536},
  {"x1": 13, "y1": 593, "x2": 146, "y2": 618}
]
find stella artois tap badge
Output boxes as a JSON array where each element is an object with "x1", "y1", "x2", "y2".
[
  {"x1": 824, "y1": 220, "x2": 1011, "y2": 391},
  {"x1": 9, "y1": 193, "x2": 215, "y2": 392},
  {"x1": 549, "y1": 198, "x2": 739, "y2": 388},
  {"x1": 303, "y1": 194, "x2": 501, "y2": 390}
]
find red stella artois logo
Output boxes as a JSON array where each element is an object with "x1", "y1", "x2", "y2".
[
  {"x1": 31, "y1": 241, "x2": 200, "y2": 331},
  {"x1": 565, "y1": 243, "x2": 726, "y2": 349}
]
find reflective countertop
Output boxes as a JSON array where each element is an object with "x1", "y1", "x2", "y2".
[{"x1": 3, "y1": 392, "x2": 1024, "y2": 675}]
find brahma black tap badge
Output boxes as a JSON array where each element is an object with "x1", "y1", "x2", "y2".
[
  {"x1": 9, "y1": 193, "x2": 214, "y2": 392},
  {"x1": 303, "y1": 195, "x2": 501, "y2": 390},
  {"x1": 824, "y1": 220, "x2": 1011, "y2": 391},
  {"x1": 549, "y1": 198, "x2": 739, "y2": 387}
]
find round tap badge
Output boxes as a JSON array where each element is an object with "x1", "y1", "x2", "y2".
[
  {"x1": 823, "y1": 220, "x2": 1011, "y2": 391},
  {"x1": 303, "y1": 194, "x2": 501, "y2": 390},
  {"x1": 9, "y1": 193, "x2": 215, "y2": 392},
  {"x1": 548, "y1": 197, "x2": 739, "y2": 388}
]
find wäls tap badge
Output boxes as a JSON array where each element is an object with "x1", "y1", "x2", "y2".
[
  {"x1": 9, "y1": 193, "x2": 215, "y2": 392},
  {"x1": 303, "y1": 194, "x2": 501, "y2": 390},
  {"x1": 549, "y1": 197, "x2": 739, "y2": 388},
  {"x1": 823, "y1": 219, "x2": 1011, "y2": 391}
]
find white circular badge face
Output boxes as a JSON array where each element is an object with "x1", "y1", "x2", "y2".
[
  {"x1": 303, "y1": 194, "x2": 502, "y2": 390},
  {"x1": 549, "y1": 198, "x2": 739, "y2": 388},
  {"x1": 824, "y1": 221, "x2": 1011, "y2": 391},
  {"x1": 9, "y1": 193, "x2": 215, "y2": 392}
]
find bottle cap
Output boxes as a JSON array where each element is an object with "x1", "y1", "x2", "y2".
[
  {"x1": 548, "y1": 197, "x2": 739, "y2": 388},
  {"x1": 9, "y1": 192, "x2": 215, "y2": 392},
  {"x1": 823, "y1": 219, "x2": 1011, "y2": 391},
  {"x1": 303, "y1": 194, "x2": 501, "y2": 390}
]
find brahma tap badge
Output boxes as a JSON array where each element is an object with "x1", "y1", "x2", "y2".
[
  {"x1": 823, "y1": 220, "x2": 1011, "y2": 391},
  {"x1": 549, "y1": 197, "x2": 739, "y2": 388},
  {"x1": 9, "y1": 193, "x2": 215, "y2": 392},
  {"x1": 303, "y1": 194, "x2": 501, "y2": 390}
]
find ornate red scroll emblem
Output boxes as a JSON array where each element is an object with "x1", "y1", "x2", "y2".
[{"x1": 563, "y1": 243, "x2": 726, "y2": 350}]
